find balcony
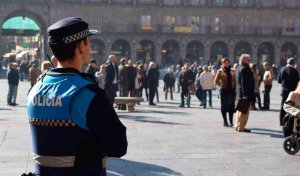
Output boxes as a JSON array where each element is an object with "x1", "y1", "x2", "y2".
[
  {"x1": 101, "y1": 23, "x2": 135, "y2": 33},
  {"x1": 99, "y1": 23, "x2": 297, "y2": 37},
  {"x1": 135, "y1": 25, "x2": 158, "y2": 33},
  {"x1": 282, "y1": 0, "x2": 300, "y2": 8}
]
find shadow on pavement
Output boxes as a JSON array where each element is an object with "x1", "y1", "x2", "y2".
[
  {"x1": 134, "y1": 109, "x2": 188, "y2": 115},
  {"x1": 263, "y1": 109, "x2": 280, "y2": 113},
  {"x1": 107, "y1": 159, "x2": 183, "y2": 176},
  {"x1": 119, "y1": 115, "x2": 189, "y2": 126},
  {"x1": 251, "y1": 128, "x2": 284, "y2": 138},
  {"x1": 0, "y1": 108, "x2": 12, "y2": 111}
]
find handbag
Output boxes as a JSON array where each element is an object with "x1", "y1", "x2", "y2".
[{"x1": 235, "y1": 98, "x2": 250, "y2": 113}]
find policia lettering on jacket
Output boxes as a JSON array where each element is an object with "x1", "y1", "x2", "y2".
[
  {"x1": 32, "y1": 95, "x2": 62, "y2": 107},
  {"x1": 27, "y1": 17, "x2": 127, "y2": 176}
]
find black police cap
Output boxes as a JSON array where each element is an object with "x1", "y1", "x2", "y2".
[{"x1": 47, "y1": 17, "x2": 100, "y2": 46}]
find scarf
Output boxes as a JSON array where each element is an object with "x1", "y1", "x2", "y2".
[{"x1": 223, "y1": 66, "x2": 232, "y2": 89}]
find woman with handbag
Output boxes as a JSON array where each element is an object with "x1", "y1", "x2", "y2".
[{"x1": 214, "y1": 57, "x2": 236, "y2": 127}]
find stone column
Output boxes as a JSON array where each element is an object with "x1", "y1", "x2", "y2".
[
  {"x1": 105, "y1": 44, "x2": 111, "y2": 60},
  {"x1": 275, "y1": 48, "x2": 281, "y2": 66},
  {"x1": 204, "y1": 46, "x2": 210, "y2": 65},
  {"x1": 131, "y1": 46, "x2": 137, "y2": 61},
  {"x1": 252, "y1": 47, "x2": 258, "y2": 64},
  {"x1": 155, "y1": 46, "x2": 161, "y2": 64},
  {"x1": 180, "y1": 45, "x2": 186, "y2": 63},
  {"x1": 229, "y1": 47, "x2": 234, "y2": 64}
]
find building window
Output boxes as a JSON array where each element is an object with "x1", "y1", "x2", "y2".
[
  {"x1": 191, "y1": 0, "x2": 205, "y2": 5},
  {"x1": 214, "y1": 17, "x2": 221, "y2": 32},
  {"x1": 190, "y1": 16, "x2": 201, "y2": 27},
  {"x1": 116, "y1": 16, "x2": 127, "y2": 25},
  {"x1": 215, "y1": 0, "x2": 224, "y2": 5},
  {"x1": 139, "y1": 0, "x2": 156, "y2": 3},
  {"x1": 188, "y1": 16, "x2": 201, "y2": 33},
  {"x1": 163, "y1": 0, "x2": 181, "y2": 5},
  {"x1": 165, "y1": 16, "x2": 176, "y2": 26},
  {"x1": 286, "y1": 19, "x2": 295, "y2": 32},
  {"x1": 141, "y1": 15, "x2": 152, "y2": 25},
  {"x1": 237, "y1": 16, "x2": 245, "y2": 32},
  {"x1": 240, "y1": 0, "x2": 248, "y2": 5},
  {"x1": 111, "y1": 0, "x2": 131, "y2": 3}
]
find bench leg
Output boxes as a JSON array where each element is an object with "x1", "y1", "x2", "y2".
[{"x1": 127, "y1": 103, "x2": 135, "y2": 112}]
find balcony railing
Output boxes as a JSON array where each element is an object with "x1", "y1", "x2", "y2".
[
  {"x1": 99, "y1": 24, "x2": 298, "y2": 36},
  {"x1": 6, "y1": 0, "x2": 300, "y2": 9}
]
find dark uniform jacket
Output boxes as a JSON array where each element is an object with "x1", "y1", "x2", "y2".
[
  {"x1": 236, "y1": 63, "x2": 255, "y2": 102},
  {"x1": 27, "y1": 68, "x2": 127, "y2": 175}
]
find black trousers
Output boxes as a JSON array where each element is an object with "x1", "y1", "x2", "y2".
[
  {"x1": 280, "y1": 89, "x2": 290, "y2": 125},
  {"x1": 165, "y1": 85, "x2": 173, "y2": 99},
  {"x1": 139, "y1": 86, "x2": 148, "y2": 100},
  {"x1": 180, "y1": 87, "x2": 188, "y2": 105},
  {"x1": 263, "y1": 84, "x2": 272, "y2": 109},
  {"x1": 149, "y1": 85, "x2": 156, "y2": 104},
  {"x1": 195, "y1": 88, "x2": 203, "y2": 103},
  {"x1": 105, "y1": 84, "x2": 118, "y2": 105}
]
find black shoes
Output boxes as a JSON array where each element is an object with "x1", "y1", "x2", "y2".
[
  {"x1": 7, "y1": 103, "x2": 18, "y2": 106},
  {"x1": 238, "y1": 128, "x2": 251, "y2": 133},
  {"x1": 149, "y1": 102, "x2": 156, "y2": 106},
  {"x1": 179, "y1": 104, "x2": 184, "y2": 108},
  {"x1": 223, "y1": 123, "x2": 229, "y2": 127}
]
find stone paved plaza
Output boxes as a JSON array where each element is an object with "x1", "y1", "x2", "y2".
[{"x1": 0, "y1": 79, "x2": 300, "y2": 176}]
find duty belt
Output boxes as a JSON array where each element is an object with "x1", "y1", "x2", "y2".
[{"x1": 33, "y1": 154, "x2": 108, "y2": 168}]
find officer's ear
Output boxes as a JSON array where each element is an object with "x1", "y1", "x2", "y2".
[
  {"x1": 77, "y1": 40, "x2": 85, "y2": 54},
  {"x1": 77, "y1": 38, "x2": 88, "y2": 54}
]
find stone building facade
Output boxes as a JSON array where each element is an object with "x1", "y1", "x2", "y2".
[{"x1": 0, "y1": 0, "x2": 300, "y2": 66}]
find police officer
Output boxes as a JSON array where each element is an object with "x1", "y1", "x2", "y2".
[{"x1": 27, "y1": 17, "x2": 127, "y2": 176}]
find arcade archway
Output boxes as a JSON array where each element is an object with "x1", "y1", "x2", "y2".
[
  {"x1": 257, "y1": 42, "x2": 275, "y2": 65},
  {"x1": 136, "y1": 40, "x2": 155, "y2": 64},
  {"x1": 90, "y1": 39, "x2": 105, "y2": 64},
  {"x1": 111, "y1": 39, "x2": 131, "y2": 59},
  {"x1": 280, "y1": 42, "x2": 298, "y2": 66},
  {"x1": 234, "y1": 41, "x2": 252, "y2": 63},
  {"x1": 161, "y1": 40, "x2": 180, "y2": 66},
  {"x1": 186, "y1": 40, "x2": 205, "y2": 65},
  {"x1": 1, "y1": 15, "x2": 44, "y2": 66},
  {"x1": 210, "y1": 41, "x2": 229, "y2": 65}
]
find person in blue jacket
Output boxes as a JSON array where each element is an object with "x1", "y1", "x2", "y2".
[{"x1": 27, "y1": 17, "x2": 127, "y2": 176}]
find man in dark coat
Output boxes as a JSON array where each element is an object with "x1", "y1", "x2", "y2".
[
  {"x1": 105, "y1": 55, "x2": 119, "y2": 104},
  {"x1": 278, "y1": 58, "x2": 299, "y2": 126},
  {"x1": 118, "y1": 58, "x2": 128, "y2": 110},
  {"x1": 235, "y1": 54, "x2": 255, "y2": 133},
  {"x1": 127, "y1": 60, "x2": 137, "y2": 97},
  {"x1": 147, "y1": 62, "x2": 159, "y2": 105},
  {"x1": 179, "y1": 63, "x2": 195, "y2": 107},
  {"x1": 163, "y1": 67, "x2": 176, "y2": 100}
]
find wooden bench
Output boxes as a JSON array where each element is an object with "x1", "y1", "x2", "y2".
[{"x1": 114, "y1": 97, "x2": 144, "y2": 112}]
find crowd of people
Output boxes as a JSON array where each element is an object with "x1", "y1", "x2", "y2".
[{"x1": 4, "y1": 52, "x2": 300, "y2": 133}]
